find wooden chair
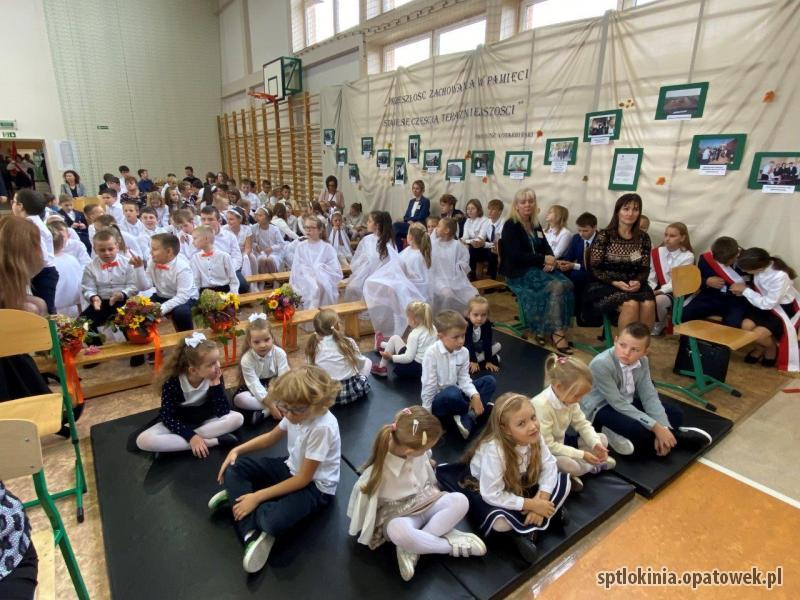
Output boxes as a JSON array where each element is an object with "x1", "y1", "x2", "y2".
[
  {"x1": 652, "y1": 264, "x2": 761, "y2": 411},
  {"x1": 0, "y1": 310, "x2": 87, "y2": 522},
  {"x1": 0, "y1": 419, "x2": 89, "y2": 599}
]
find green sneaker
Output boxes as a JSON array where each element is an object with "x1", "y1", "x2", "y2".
[{"x1": 207, "y1": 490, "x2": 229, "y2": 511}]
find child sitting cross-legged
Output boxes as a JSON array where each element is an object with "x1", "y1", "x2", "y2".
[
  {"x1": 371, "y1": 301, "x2": 437, "y2": 379},
  {"x1": 580, "y1": 322, "x2": 712, "y2": 458},
  {"x1": 136, "y1": 333, "x2": 243, "y2": 456},
  {"x1": 436, "y1": 392, "x2": 571, "y2": 563},
  {"x1": 421, "y1": 310, "x2": 496, "y2": 439},
  {"x1": 531, "y1": 354, "x2": 615, "y2": 493},
  {"x1": 233, "y1": 315, "x2": 290, "y2": 425},
  {"x1": 348, "y1": 406, "x2": 486, "y2": 582},
  {"x1": 210, "y1": 366, "x2": 341, "y2": 574}
]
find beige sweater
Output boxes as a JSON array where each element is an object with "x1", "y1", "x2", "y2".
[{"x1": 531, "y1": 386, "x2": 601, "y2": 460}]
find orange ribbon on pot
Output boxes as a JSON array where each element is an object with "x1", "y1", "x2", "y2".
[
  {"x1": 61, "y1": 347, "x2": 84, "y2": 406},
  {"x1": 151, "y1": 327, "x2": 162, "y2": 372}
]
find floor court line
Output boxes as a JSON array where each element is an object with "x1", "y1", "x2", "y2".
[{"x1": 698, "y1": 457, "x2": 800, "y2": 510}]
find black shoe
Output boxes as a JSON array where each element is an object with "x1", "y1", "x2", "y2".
[
  {"x1": 760, "y1": 356, "x2": 777, "y2": 368},
  {"x1": 743, "y1": 351, "x2": 762, "y2": 364},
  {"x1": 555, "y1": 507, "x2": 570, "y2": 530},
  {"x1": 511, "y1": 533, "x2": 538, "y2": 563},
  {"x1": 250, "y1": 410, "x2": 266, "y2": 426},
  {"x1": 217, "y1": 433, "x2": 239, "y2": 448},
  {"x1": 83, "y1": 362, "x2": 100, "y2": 369},
  {"x1": 130, "y1": 355, "x2": 145, "y2": 367},
  {"x1": 674, "y1": 426, "x2": 712, "y2": 450}
]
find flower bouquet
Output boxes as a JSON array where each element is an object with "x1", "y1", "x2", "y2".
[
  {"x1": 193, "y1": 290, "x2": 243, "y2": 346},
  {"x1": 54, "y1": 315, "x2": 98, "y2": 356},
  {"x1": 108, "y1": 295, "x2": 162, "y2": 344},
  {"x1": 264, "y1": 284, "x2": 303, "y2": 322}
]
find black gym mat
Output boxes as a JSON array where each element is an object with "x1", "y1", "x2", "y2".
[
  {"x1": 92, "y1": 410, "x2": 473, "y2": 600},
  {"x1": 440, "y1": 471, "x2": 636, "y2": 600},
  {"x1": 610, "y1": 396, "x2": 733, "y2": 497},
  {"x1": 336, "y1": 330, "x2": 550, "y2": 471}
]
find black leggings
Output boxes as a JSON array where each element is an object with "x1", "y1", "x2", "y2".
[{"x1": 0, "y1": 542, "x2": 38, "y2": 600}]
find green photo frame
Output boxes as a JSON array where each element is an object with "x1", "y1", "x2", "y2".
[
  {"x1": 503, "y1": 151, "x2": 532, "y2": 177},
  {"x1": 544, "y1": 137, "x2": 578, "y2": 165},
  {"x1": 423, "y1": 150, "x2": 442, "y2": 171},
  {"x1": 608, "y1": 148, "x2": 643, "y2": 191},
  {"x1": 348, "y1": 163, "x2": 360, "y2": 183},
  {"x1": 361, "y1": 137, "x2": 373, "y2": 155},
  {"x1": 470, "y1": 150, "x2": 494, "y2": 174},
  {"x1": 336, "y1": 147, "x2": 347, "y2": 166},
  {"x1": 446, "y1": 159, "x2": 466, "y2": 181},
  {"x1": 655, "y1": 82, "x2": 709, "y2": 120},
  {"x1": 408, "y1": 135, "x2": 421, "y2": 164},
  {"x1": 583, "y1": 109, "x2": 622, "y2": 142},
  {"x1": 376, "y1": 148, "x2": 391, "y2": 169},
  {"x1": 747, "y1": 152, "x2": 800, "y2": 190},
  {"x1": 393, "y1": 158, "x2": 407, "y2": 184},
  {"x1": 687, "y1": 134, "x2": 747, "y2": 170},
  {"x1": 323, "y1": 128, "x2": 335, "y2": 146}
]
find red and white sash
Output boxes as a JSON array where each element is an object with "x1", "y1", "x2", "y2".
[
  {"x1": 702, "y1": 251, "x2": 743, "y2": 288},
  {"x1": 754, "y1": 281, "x2": 800, "y2": 373}
]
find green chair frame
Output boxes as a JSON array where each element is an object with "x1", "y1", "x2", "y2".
[
  {"x1": 0, "y1": 419, "x2": 89, "y2": 599},
  {"x1": 572, "y1": 314, "x2": 614, "y2": 356}
]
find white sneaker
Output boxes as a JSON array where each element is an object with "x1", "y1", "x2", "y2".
[
  {"x1": 207, "y1": 490, "x2": 229, "y2": 511},
  {"x1": 443, "y1": 529, "x2": 487, "y2": 557},
  {"x1": 676, "y1": 426, "x2": 713, "y2": 448},
  {"x1": 453, "y1": 415, "x2": 470, "y2": 440},
  {"x1": 242, "y1": 532, "x2": 275, "y2": 573},
  {"x1": 602, "y1": 427, "x2": 635, "y2": 456},
  {"x1": 396, "y1": 546, "x2": 419, "y2": 581}
]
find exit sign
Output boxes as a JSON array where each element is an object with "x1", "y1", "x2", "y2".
[
  {"x1": 1, "y1": 131, "x2": 16, "y2": 139},
  {"x1": 97, "y1": 125, "x2": 110, "y2": 130},
  {"x1": 0, "y1": 120, "x2": 16, "y2": 130}
]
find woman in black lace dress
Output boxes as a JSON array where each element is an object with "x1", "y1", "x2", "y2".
[{"x1": 586, "y1": 194, "x2": 655, "y2": 331}]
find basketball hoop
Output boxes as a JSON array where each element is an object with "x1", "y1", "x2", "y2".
[{"x1": 248, "y1": 91, "x2": 279, "y2": 105}]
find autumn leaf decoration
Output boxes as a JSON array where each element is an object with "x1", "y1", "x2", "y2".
[
  {"x1": 656, "y1": 176, "x2": 666, "y2": 185},
  {"x1": 482, "y1": 176, "x2": 489, "y2": 184},
  {"x1": 763, "y1": 90, "x2": 775, "y2": 103},
  {"x1": 465, "y1": 150, "x2": 472, "y2": 160},
  {"x1": 536, "y1": 130, "x2": 544, "y2": 138}
]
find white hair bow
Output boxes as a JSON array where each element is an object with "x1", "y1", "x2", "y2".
[
  {"x1": 248, "y1": 313, "x2": 268, "y2": 323},
  {"x1": 184, "y1": 332, "x2": 207, "y2": 348}
]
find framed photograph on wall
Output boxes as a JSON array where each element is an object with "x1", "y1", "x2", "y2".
[
  {"x1": 348, "y1": 164, "x2": 360, "y2": 183},
  {"x1": 608, "y1": 148, "x2": 643, "y2": 191},
  {"x1": 394, "y1": 158, "x2": 406, "y2": 185},
  {"x1": 583, "y1": 109, "x2": 622, "y2": 142},
  {"x1": 408, "y1": 135, "x2": 420, "y2": 164},
  {"x1": 323, "y1": 128, "x2": 335, "y2": 146},
  {"x1": 655, "y1": 82, "x2": 709, "y2": 120},
  {"x1": 336, "y1": 148, "x2": 347, "y2": 167},
  {"x1": 361, "y1": 137, "x2": 373, "y2": 156},
  {"x1": 376, "y1": 149, "x2": 391, "y2": 169},
  {"x1": 503, "y1": 151, "x2": 532, "y2": 177},
  {"x1": 687, "y1": 134, "x2": 747, "y2": 170},
  {"x1": 446, "y1": 159, "x2": 465, "y2": 182},
  {"x1": 423, "y1": 150, "x2": 442, "y2": 172},
  {"x1": 544, "y1": 137, "x2": 578, "y2": 165},
  {"x1": 747, "y1": 152, "x2": 800, "y2": 191},
  {"x1": 470, "y1": 150, "x2": 495, "y2": 175}
]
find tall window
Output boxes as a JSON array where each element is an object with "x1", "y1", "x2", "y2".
[
  {"x1": 384, "y1": 34, "x2": 431, "y2": 71},
  {"x1": 383, "y1": 0, "x2": 414, "y2": 12},
  {"x1": 522, "y1": 0, "x2": 618, "y2": 31},
  {"x1": 303, "y1": 0, "x2": 361, "y2": 48},
  {"x1": 435, "y1": 18, "x2": 486, "y2": 56}
]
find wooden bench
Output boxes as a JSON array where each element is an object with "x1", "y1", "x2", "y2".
[
  {"x1": 246, "y1": 266, "x2": 351, "y2": 285},
  {"x1": 473, "y1": 279, "x2": 507, "y2": 294}
]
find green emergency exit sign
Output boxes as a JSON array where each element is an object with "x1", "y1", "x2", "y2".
[{"x1": 0, "y1": 120, "x2": 16, "y2": 129}]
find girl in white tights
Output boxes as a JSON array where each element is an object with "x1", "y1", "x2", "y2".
[{"x1": 347, "y1": 406, "x2": 486, "y2": 581}]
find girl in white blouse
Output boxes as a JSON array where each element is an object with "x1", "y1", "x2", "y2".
[
  {"x1": 348, "y1": 407, "x2": 486, "y2": 581},
  {"x1": 544, "y1": 204, "x2": 571, "y2": 259},
  {"x1": 460, "y1": 198, "x2": 489, "y2": 278},
  {"x1": 223, "y1": 207, "x2": 255, "y2": 278},
  {"x1": 372, "y1": 301, "x2": 437, "y2": 378},
  {"x1": 430, "y1": 217, "x2": 474, "y2": 315},
  {"x1": 288, "y1": 216, "x2": 342, "y2": 310},
  {"x1": 648, "y1": 222, "x2": 695, "y2": 335},
  {"x1": 305, "y1": 309, "x2": 371, "y2": 405},
  {"x1": 233, "y1": 316, "x2": 290, "y2": 424},
  {"x1": 436, "y1": 392, "x2": 571, "y2": 563},
  {"x1": 251, "y1": 207, "x2": 285, "y2": 275}
]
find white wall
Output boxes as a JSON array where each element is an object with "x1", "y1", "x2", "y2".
[
  {"x1": 304, "y1": 50, "x2": 361, "y2": 94},
  {"x1": 221, "y1": 0, "x2": 247, "y2": 85},
  {"x1": 248, "y1": 0, "x2": 292, "y2": 71},
  {"x1": 0, "y1": 0, "x2": 67, "y2": 191}
]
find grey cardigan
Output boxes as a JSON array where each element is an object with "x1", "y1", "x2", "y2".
[{"x1": 580, "y1": 348, "x2": 671, "y2": 430}]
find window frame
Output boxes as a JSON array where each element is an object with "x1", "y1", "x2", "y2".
[
  {"x1": 383, "y1": 31, "x2": 433, "y2": 72},
  {"x1": 303, "y1": 0, "x2": 361, "y2": 48},
  {"x1": 432, "y1": 14, "x2": 488, "y2": 57}
]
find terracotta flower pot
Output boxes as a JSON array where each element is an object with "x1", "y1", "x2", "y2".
[{"x1": 125, "y1": 327, "x2": 156, "y2": 345}]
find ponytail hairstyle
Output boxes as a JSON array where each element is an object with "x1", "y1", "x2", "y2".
[
  {"x1": 269, "y1": 366, "x2": 340, "y2": 417},
  {"x1": 361, "y1": 406, "x2": 443, "y2": 496},
  {"x1": 305, "y1": 309, "x2": 360, "y2": 370},
  {"x1": 738, "y1": 247, "x2": 796, "y2": 279},
  {"x1": 406, "y1": 300, "x2": 434, "y2": 333},
  {"x1": 460, "y1": 392, "x2": 541, "y2": 496},
  {"x1": 155, "y1": 335, "x2": 219, "y2": 390},
  {"x1": 544, "y1": 353, "x2": 593, "y2": 402},
  {"x1": 369, "y1": 210, "x2": 394, "y2": 260},
  {"x1": 666, "y1": 222, "x2": 693, "y2": 253},
  {"x1": 407, "y1": 222, "x2": 432, "y2": 267}
]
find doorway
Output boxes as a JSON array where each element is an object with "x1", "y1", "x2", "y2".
[{"x1": 0, "y1": 138, "x2": 52, "y2": 200}]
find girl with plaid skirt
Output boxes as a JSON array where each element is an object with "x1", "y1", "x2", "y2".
[{"x1": 305, "y1": 309, "x2": 372, "y2": 404}]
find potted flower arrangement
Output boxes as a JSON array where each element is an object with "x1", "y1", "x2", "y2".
[
  {"x1": 193, "y1": 290, "x2": 243, "y2": 348},
  {"x1": 264, "y1": 284, "x2": 303, "y2": 322},
  {"x1": 108, "y1": 295, "x2": 162, "y2": 344},
  {"x1": 54, "y1": 315, "x2": 98, "y2": 356}
]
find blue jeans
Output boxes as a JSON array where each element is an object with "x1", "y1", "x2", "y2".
[
  {"x1": 592, "y1": 397, "x2": 683, "y2": 458},
  {"x1": 223, "y1": 456, "x2": 331, "y2": 542},
  {"x1": 431, "y1": 375, "x2": 496, "y2": 432}
]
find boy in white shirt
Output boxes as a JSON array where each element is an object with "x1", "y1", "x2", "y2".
[
  {"x1": 239, "y1": 179, "x2": 261, "y2": 211},
  {"x1": 171, "y1": 209, "x2": 198, "y2": 260},
  {"x1": 119, "y1": 199, "x2": 147, "y2": 238},
  {"x1": 50, "y1": 223, "x2": 83, "y2": 317},
  {"x1": 420, "y1": 310, "x2": 496, "y2": 439},
  {"x1": 132, "y1": 233, "x2": 198, "y2": 331},
  {"x1": 190, "y1": 226, "x2": 239, "y2": 294},
  {"x1": 100, "y1": 188, "x2": 124, "y2": 224},
  {"x1": 139, "y1": 207, "x2": 166, "y2": 239}
]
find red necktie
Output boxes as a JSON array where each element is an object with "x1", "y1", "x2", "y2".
[
  {"x1": 202, "y1": 251, "x2": 214, "y2": 257},
  {"x1": 101, "y1": 261, "x2": 119, "y2": 270},
  {"x1": 155, "y1": 264, "x2": 170, "y2": 270}
]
